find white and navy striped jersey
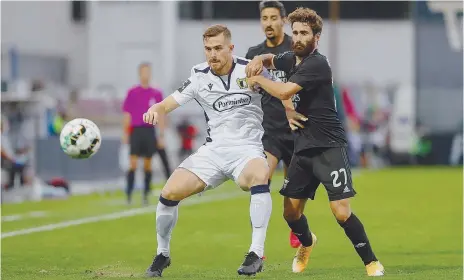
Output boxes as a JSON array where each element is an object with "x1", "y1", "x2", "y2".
[{"x1": 171, "y1": 56, "x2": 269, "y2": 147}]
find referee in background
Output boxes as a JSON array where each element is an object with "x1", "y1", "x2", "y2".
[{"x1": 122, "y1": 62, "x2": 172, "y2": 205}]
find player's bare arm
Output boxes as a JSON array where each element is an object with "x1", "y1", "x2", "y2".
[
  {"x1": 249, "y1": 75, "x2": 302, "y2": 100},
  {"x1": 143, "y1": 95, "x2": 180, "y2": 125},
  {"x1": 245, "y1": 54, "x2": 276, "y2": 77}
]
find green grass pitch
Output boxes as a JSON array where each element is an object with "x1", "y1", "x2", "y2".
[{"x1": 1, "y1": 167, "x2": 462, "y2": 279}]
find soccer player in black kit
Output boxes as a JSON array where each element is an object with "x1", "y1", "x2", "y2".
[
  {"x1": 246, "y1": 0, "x2": 306, "y2": 249},
  {"x1": 246, "y1": 7, "x2": 384, "y2": 277}
]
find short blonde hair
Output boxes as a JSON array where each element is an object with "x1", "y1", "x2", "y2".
[{"x1": 203, "y1": 24, "x2": 232, "y2": 41}]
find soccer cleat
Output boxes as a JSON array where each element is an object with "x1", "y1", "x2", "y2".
[
  {"x1": 146, "y1": 253, "x2": 171, "y2": 277},
  {"x1": 237, "y1": 251, "x2": 264, "y2": 276},
  {"x1": 292, "y1": 232, "x2": 317, "y2": 273},
  {"x1": 290, "y1": 231, "x2": 302, "y2": 248},
  {"x1": 366, "y1": 261, "x2": 384, "y2": 276}
]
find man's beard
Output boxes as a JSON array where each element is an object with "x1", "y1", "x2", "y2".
[{"x1": 292, "y1": 38, "x2": 317, "y2": 57}]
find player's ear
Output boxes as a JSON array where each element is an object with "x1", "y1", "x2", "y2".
[
  {"x1": 315, "y1": 32, "x2": 321, "y2": 41},
  {"x1": 282, "y1": 16, "x2": 287, "y2": 25},
  {"x1": 229, "y1": 44, "x2": 235, "y2": 52}
]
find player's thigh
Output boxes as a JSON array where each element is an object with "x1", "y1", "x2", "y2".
[
  {"x1": 234, "y1": 149, "x2": 269, "y2": 190},
  {"x1": 264, "y1": 151, "x2": 279, "y2": 179},
  {"x1": 279, "y1": 152, "x2": 320, "y2": 200},
  {"x1": 312, "y1": 147, "x2": 356, "y2": 202},
  {"x1": 161, "y1": 168, "x2": 207, "y2": 201},
  {"x1": 262, "y1": 133, "x2": 282, "y2": 179},
  {"x1": 177, "y1": 145, "x2": 227, "y2": 193},
  {"x1": 281, "y1": 132, "x2": 295, "y2": 168}
]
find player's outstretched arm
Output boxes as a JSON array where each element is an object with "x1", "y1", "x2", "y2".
[
  {"x1": 143, "y1": 96, "x2": 180, "y2": 125},
  {"x1": 245, "y1": 54, "x2": 275, "y2": 77},
  {"x1": 248, "y1": 75, "x2": 302, "y2": 100},
  {"x1": 281, "y1": 99, "x2": 308, "y2": 130}
]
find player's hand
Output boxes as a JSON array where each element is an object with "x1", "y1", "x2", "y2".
[
  {"x1": 143, "y1": 110, "x2": 159, "y2": 125},
  {"x1": 246, "y1": 57, "x2": 264, "y2": 78},
  {"x1": 285, "y1": 107, "x2": 308, "y2": 130},
  {"x1": 247, "y1": 76, "x2": 261, "y2": 92}
]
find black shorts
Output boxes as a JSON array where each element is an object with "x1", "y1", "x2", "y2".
[
  {"x1": 279, "y1": 147, "x2": 356, "y2": 201},
  {"x1": 130, "y1": 126, "x2": 157, "y2": 158},
  {"x1": 262, "y1": 131, "x2": 294, "y2": 167}
]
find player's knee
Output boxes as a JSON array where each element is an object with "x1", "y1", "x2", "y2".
[
  {"x1": 283, "y1": 207, "x2": 301, "y2": 222},
  {"x1": 334, "y1": 211, "x2": 351, "y2": 223},
  {"x1": 160, "y1": 188, "x2": 182, "y2": 202},
  {"x1": 332, "y1": 206, "x2": 351, "y2": 223},
  {"x1": 129, "y1": 156, "x2": 138, "y2": 170},
  {"x1": 330, "y1": 199, "x2": 352, "y2": 223},
  {"x1": 250, "y1": 169, "x2": 269, "y2": 186},
  {"x1": 143, "y1": 159, "x2": 152, "y2": 171}
]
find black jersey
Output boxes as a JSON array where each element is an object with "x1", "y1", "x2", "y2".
[
  {"x1": 273, "y1": 50, "x2": 347, "y2": 152},
  {"x1": 246, "y1": 35, "x2": 292, "y2": 133}
]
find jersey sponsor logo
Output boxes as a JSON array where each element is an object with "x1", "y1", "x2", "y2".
[
  {"x1": 213, "y1": 93, "x2": 251, "y2": 112},
  {"x1": 177, "y1": 79, "x2": 191, "y2": 93},
  {"x1": 208, "y1": 83, "x2": 213, "y2": 90},
  {"x1": 269, "y1": 69, "x2": 287, "y2": 82},
  {"x1": 236, "y1": 78, "x2": 248, "y2": 89}
]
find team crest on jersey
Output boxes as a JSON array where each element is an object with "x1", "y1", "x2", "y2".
[
  {"x1": 213, "y1": 93, "x2": 251, "y2": 112},
  {"x1": 236, "y1": 78, "x2": 248, "y2": 89}
]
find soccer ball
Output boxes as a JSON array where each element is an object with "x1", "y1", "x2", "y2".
[{"x1": 59, "y1": 118, "x2": 102, "y2": 159}]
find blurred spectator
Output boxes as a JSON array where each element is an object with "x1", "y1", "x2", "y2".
[
  {"x1": 176, "y1": 118, "x2": 198, "y2": 162},
  {"x1": 1, "y1": 116, "x2": 31, "y2": 190}
]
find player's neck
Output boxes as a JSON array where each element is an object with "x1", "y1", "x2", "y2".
[
  {"x1": 265, "y1": 34, "x2": 285, "y2": 48},
  {"x1": 213, "y1": 57, "x2": 234, "y2": 76},
  {"x1": 140, "y1": 82, "x2": 150, "y2": 89}
]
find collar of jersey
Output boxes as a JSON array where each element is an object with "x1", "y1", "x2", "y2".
[{"x1": 210, "y1": 61, "x2": 237, "y2": 91}]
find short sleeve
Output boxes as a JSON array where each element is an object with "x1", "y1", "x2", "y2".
[
  {"x1": 171, "y1": 74, "x2": 198, "y2": 105},
  {"x1": 272, "y1": 51, "x2": 295, "y2": 73},
  {"x1": 245, "y1": 48, "x2": 254, "y2": 60},
  {"x1": 288, "y1": 57, "x2": 330, "y2": 90},
  {"x1": 122, "y1": 90, "x2": 131, "y2": 112},
  {"x1": 154, "y1": 89, "x2": 163, "y2": 103},
  {"x1": 261, "y1": 67, "x2": 281, "y2": 82}
]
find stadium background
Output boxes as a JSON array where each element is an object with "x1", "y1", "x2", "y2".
[{"x1": 0, "y1": 1, "x2": 462, "y2": 279}]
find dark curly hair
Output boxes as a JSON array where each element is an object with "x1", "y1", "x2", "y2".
[{"x1": 288, "y1": 7, "x2": 323, "y2": 35}]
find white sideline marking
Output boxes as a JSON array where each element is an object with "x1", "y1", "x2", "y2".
[
  {"x1": 2, "y1": 191, "x2": 246, "y2": 239},
  {"x1": 2, "y1": 211, "x2": 49, "y2": 222}
]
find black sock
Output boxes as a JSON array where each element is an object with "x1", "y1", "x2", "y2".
[
  {"x1": 144, "y1": 171, "x2": 152, "y2": 197},
  {"x1": 126, "y1": 170, "x2": 135, "y2": 199},
  {"x1": 339, "y1": 213, "x2": 378, "y2": 265},
  {"x1": 287, "y1": 214, "x2": 313, "y2": 247}
]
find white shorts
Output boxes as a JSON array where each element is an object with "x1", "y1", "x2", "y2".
[{"x1": 178, "y1": 144, "x2": 266, "y2": 189}]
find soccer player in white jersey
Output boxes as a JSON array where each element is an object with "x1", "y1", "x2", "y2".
[{"x1": 143, "y1": 25, "x2": 272, "y2": 277}]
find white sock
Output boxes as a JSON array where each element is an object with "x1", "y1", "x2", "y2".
[
  {"x1": 156, "y1": 201, "x2": 179, "y2": 257},
  {"x1": 249, "y1": 192, "x2": 272, "y2": 258}
]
